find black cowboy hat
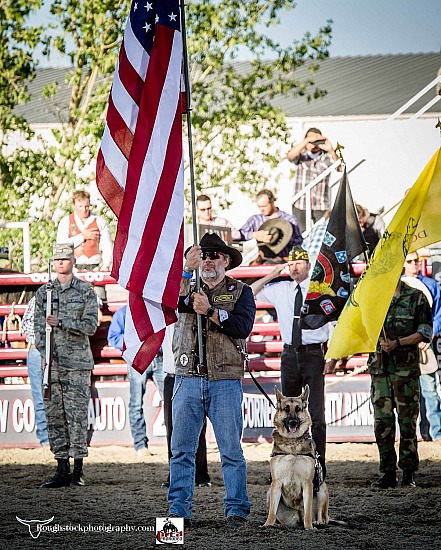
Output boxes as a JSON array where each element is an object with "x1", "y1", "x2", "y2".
[
  {"x1": 185, "y1": 232, "x2": 243, "y2": 270},
  {"x1": 257, "y1": 218, "x2": 293, "y2": 258}
]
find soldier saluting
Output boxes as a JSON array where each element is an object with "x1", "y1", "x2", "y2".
[{"x1": 34, "y1": 243, "x2": 98, "y2": 488}]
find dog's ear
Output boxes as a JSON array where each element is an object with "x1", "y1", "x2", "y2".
[
  {"x1": 301, "y1": 384, "x2": 310, "y2": 404},
  {"x1": 275, "y1": 386, "x2": 284, "y2": 404}
]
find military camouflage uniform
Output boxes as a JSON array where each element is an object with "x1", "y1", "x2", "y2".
[
  {"x1": 368, "y1": 283, "x2": 432, "y2": 474},
  {"x1": 35, "y1": 277, "x2": 98, "y2": 459}
]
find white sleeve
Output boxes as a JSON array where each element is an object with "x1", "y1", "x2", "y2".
[{"x1": 97, "y1": 217, "x2": 113, "y2": 268}]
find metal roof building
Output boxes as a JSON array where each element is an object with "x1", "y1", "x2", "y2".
[{"x1": 15, "y1": 53, "x2": 441, "y2": 124}]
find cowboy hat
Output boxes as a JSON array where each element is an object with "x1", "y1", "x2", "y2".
[
  {"x1": 185, "y1": 232, "x2": 243, "y2": 270},
  {"x1": 257, "y1": 218, "x2": 293, "y2": 258}
]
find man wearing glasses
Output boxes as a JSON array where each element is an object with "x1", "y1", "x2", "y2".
[
  {"x1": 167, "y1": 233, "x2": 256, "y2": 528},
  {"x1": 196, "y1": 194, "x2": 241, "y2": 240}
]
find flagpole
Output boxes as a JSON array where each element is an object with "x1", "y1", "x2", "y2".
[{"x1": 180, "y1": 0, "x2": 204, "y2": 365}]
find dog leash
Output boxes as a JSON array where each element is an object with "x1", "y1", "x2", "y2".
[
  {"x1": 229, "y1": 336, "x2": 276, "y2": 409},
  {"x1": 245, "y1": 356, "x2": 276, "y2": 409}
]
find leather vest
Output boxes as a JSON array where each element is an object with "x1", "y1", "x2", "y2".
[
  {"x1": 68, "y1": 213, "x2": 100, "y2": 258},
  {"x1": 174, "y1": 276, "x2": 246, "y2": 380}
]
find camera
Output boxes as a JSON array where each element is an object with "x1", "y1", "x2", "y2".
[{"x1": 311, "y1": 139, "x2": 325, "y2": 146}]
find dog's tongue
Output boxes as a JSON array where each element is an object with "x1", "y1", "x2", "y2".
[{"x1": 289, "y1": 425, "x2": 297, "y2": 433}]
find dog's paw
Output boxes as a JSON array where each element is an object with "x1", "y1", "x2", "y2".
[
  {"x1": 262, "y1": 521, "x2": 276, "y2": 528},
  {"x1": 312, "y1": 521, "x2": 329, "y2": 529}
]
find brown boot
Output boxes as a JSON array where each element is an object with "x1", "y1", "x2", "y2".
[
  {"x1": 70, "y1": 458, "x2": 85, "y2": 487},
  {"x1": 40, "y1": 458, "x2": 71, "y2": 488}
]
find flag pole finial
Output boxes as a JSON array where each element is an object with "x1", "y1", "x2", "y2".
[{"x1": 335, "y1": 142, "x2": 346, "y2": 165}]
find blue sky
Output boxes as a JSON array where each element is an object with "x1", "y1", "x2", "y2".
[
  {"x1": 37, "y1": 0, "x2": 440, "y2": 66},
  {"x1": 264, "y1": 0, "x2": 440, "y2": 57}
]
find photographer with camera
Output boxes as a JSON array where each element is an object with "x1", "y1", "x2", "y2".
[{"x1": 287, "y1": 128, "x2": 342, "y2": 232}]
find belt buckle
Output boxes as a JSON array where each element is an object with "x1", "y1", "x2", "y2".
[{"x1": 193, "y1": 364, "x2": 208, "y2": 378}]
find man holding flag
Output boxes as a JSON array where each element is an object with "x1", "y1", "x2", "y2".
[
  {"x1": 368, "y1": 279, "x2": 432, "y2": 489},
  {"x1": 168, "y1": 233, "x2": 255, "y2": 528}
]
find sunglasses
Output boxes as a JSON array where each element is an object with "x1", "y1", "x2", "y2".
[
  {"x1": 201, "y1": 251, "x2": 223, "y2": 260},
  {"x1": 405, "y1": 259, "x2": 420, "y2": 264}
]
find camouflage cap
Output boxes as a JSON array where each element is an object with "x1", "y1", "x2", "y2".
[
  {"x1": 52, "y1": 243, "x2": 75, "y2": 260},
  {"x1": 288, "y1": 245, "x2": 309, "y2": 262}
]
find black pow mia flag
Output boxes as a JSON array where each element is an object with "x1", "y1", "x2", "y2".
[{"x1": 300, "y1": 170, "x2": 367, "y2": 330}]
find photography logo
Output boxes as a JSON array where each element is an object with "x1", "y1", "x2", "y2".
[
  {"x1": 16, "y1": 516, "x2": 54, "y2": 539},
  {"x1": 155, "y1": 517, "x2": 184, "y2": 545}
]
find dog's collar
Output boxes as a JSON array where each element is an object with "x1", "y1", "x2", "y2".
[{"x1": 270, "y1": 450, "x2": 316, "y2": 459}]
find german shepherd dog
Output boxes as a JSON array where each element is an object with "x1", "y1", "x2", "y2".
[{"x1": 263, "y1": 385, "x2": 329, "y2": 530}]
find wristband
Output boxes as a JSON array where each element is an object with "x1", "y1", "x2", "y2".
[
  {"x1": 395, "y1": 338, "x2": 401, "y2": 348},
  {"x1": 183, "y1": 264, "x2": 193, "y2": 274},
  {"x1": 182, "y1": 270, "x2": 193, "y2": 279}
]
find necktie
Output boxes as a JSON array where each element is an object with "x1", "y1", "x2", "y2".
[{"x1": 291, "y1": 285, "x2": 303, "y2": 349}]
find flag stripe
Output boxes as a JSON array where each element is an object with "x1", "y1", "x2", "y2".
[
  {"x1": 100, "y1": 124, "x2": 128, "y2": 187},
  {"x1": 117, "y1": 48, "x2": 145, "y2": 105},
  {"x1": 111, "y1": 62, "x2": 140, "y2": 133},
  {"x1": 130, "y1": 118, "x2": 184, "y2": 298},
  {"x1": 96, "y1": 150, "x2": 125, "y2": 217},
  {"x1": 97, "y1": 1, "x2": 184, "y2": 373},
  {"x1": 115, "y1": 26, "x2": 181, "y2": 293}
]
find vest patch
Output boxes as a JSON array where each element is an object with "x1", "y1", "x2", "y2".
[
  {"x1": 227, "y1": 282, "x2": 237, "y2": 291},
  {"x1": 179, "y1": 353, "x2": 189, "y2": 366},
  {"x1": 213, "y1": 294, "x2": 234, "y2": 303}
]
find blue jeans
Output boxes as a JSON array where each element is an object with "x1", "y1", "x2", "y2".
[
  {"x1": 420, "y1": 371, "x2": 441, "y2": 441},
  {"x1": 127, "y1": 356, "x2": 165, "y2": 450},
  {"x1": 168, "y1": 377, "x2": 250, "y2": 519},
  {"x1": 27, "y1": 346, "x2": 49, "y2": 446}
]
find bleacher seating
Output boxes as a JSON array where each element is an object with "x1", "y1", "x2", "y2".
[{"x1": 0, "y1": 265, "x2": 376, "y2": 382}]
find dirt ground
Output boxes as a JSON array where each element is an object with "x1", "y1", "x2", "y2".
[{"x1": 1, "y1": 441, "x2": 440, "y2": 550}]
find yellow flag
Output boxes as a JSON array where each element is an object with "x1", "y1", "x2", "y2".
[{"x1": 326, "y1": 148, "x2": 441, "y2": 359}]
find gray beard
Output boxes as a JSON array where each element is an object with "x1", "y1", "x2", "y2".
[{"x1": 201, "y1": 269, "x2": 217, "y2": 281}]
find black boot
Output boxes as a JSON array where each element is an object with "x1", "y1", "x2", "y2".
[
  {"x1": 70, "y1": 458, "x2": 85, "y2": 487},
  {"x1": 40, "y1": 458, "x2": 71, "y2": 489},
  {"x1": 370, "y1": 471, "x2": 397, "y2": 490},
  {"x1": 402, "y1": 470, "x2": 416, "y2": 488}
]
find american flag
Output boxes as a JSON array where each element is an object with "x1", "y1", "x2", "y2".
[{"x1": 96, "y1": 0, "x2": 184, "y2": 372}]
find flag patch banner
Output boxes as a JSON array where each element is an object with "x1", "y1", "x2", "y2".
[{"x1": 300, "y1": 170, "x2": 367, "y2": 330}]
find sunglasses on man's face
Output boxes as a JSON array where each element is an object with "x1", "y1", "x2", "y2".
[{"x1": 201, "y1": 251, "x2": 223, "y2": 260}]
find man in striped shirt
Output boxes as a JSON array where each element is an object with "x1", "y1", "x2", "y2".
[{"x1": 287, "y1": 128, "x2": 342, "y2": 232}]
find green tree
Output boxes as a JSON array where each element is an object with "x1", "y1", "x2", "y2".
[
  {"x1": 0, "y1": 0, "x2": 43, "y2": 267},
  {"x1": 0, "y1": 0, "x2": 331, "y2": 269},
  {"x1": 0, "y1": 0, "x2": 128, "y2": 269},
  {"x1": 186, "y1": 0, "x2": 332, "y2": 204}
]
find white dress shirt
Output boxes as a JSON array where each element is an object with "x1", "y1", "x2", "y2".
[{"x1": 256, "y1": 277, "x2": 329, "y2": 345}]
